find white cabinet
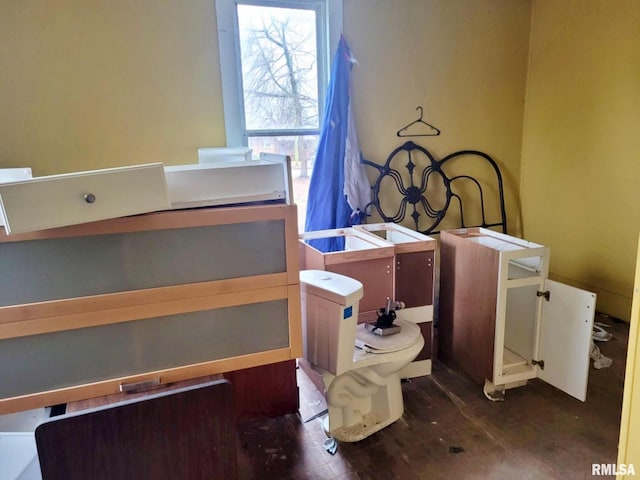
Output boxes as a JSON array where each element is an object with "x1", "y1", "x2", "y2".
[{"x1": 438, "y1": 228, "x2": 596, "y2": 401}]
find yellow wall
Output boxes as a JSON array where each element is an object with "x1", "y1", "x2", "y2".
[
  {"x1": 2, "y1": 0, "x2": 638, "y2": 318},
  {"x1": 521, "y1": 0, "x2": 640, "y2": 319},
  {"x1": 617, "y1": 234, "x2": 640, "y2": 477},
  {"x1": 344, "y1": 0, "x2": 532, "y2": 235},
  {"x1": 0, "y1": 0, "x2": 226, "y2": 175},
  {"x1": 1, "y1": 0, "x2": 532, "y2": 234}
]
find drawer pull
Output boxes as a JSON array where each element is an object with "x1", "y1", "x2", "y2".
[
  {"x1": 84, "y1": 193, "x2": 96, "y2": 204},
  {"x1": 119, "y1": 378, "x2": 160, "y2": 393}
]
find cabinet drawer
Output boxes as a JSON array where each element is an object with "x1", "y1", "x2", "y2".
[
  {"x1": 0, "y1": 163, "x2": 169, "y2": 234},
  {"x1": 0, "y1": 167, "x2": 33, "y2": 227},
  {"x1": 165, "y1": 161, "x2": 287, "y2": 209}
]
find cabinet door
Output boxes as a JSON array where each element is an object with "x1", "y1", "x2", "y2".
[{"x1": 537, "y1": 279, "x2": 596, "y2": 401}]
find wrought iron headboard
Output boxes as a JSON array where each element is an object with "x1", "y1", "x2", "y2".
[{"x1": 362, "y1": 141, "x2": 507, "y2": 235}]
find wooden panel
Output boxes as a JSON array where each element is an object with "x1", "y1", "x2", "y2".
[
  {"x1": 395, "y1": 251, "x2": 434, "y2": 307},
  {"x1": 0, "y1": 163, "x2": 169, "y2": 235},
  {"x1": 328, "y1": 258, "x2": 393, "y2": 317},
  {"x1": 223, "y1": 360, "x2": 298, "y2": 419},
  {"x1": 68, "y1": 362, "x2": 299, "y2": 421},
  {"x1": 65, "y1": 375, "x2": 223, "y2": 413},
  {"x1": 438, "y1": 230, "x2": 498, "y2": 385},
  {"x1": 299, "y1": 240, "x2": 327, "y2": 271},
  {"x1": 436, "y1": 235, "x2": 457, "y2": 366},
  {"x1": 36, "y1": 380, "x2": 237, "y2": 480}
]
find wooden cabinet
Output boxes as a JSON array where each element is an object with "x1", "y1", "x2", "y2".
[
  {"x1": 299, "y1": 228, "x2": 395, "y2": 322},
  {"x1": 299, "y1": 224, "x2": 436, "y2": 379},
  {"x1": 355, "y1": 223, "x2": 436, "y2": 377},
  {"x1": 0, "y1": 203, "x2": 301, "y2": 414},
  {"x1": 438, "y1": 228, "x2": 595, "y2": 401}
]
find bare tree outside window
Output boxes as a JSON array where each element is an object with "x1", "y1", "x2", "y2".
[{"x1": 238, "y1": 5, "x2": 319, "y2": 180}]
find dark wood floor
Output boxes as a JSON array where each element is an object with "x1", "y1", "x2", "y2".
[{"x1": 236, "y1": 315, "x2": 628, "y2": 480}]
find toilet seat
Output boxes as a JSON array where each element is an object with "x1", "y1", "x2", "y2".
[{"x1": 355, "y1": 318, "x2": 421, "y2": 353}]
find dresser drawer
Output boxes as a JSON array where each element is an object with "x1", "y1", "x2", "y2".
[
  {"x1": 0, "y1": 167, "x2": 33, "y2": 227},
  {"x1": 164, "y1": 161, "x2": 287, "y2": 209},
  {"x1": 0, "y1": 163, "x2": 169, "y2": 234}
]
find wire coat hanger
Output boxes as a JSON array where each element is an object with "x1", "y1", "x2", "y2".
[{"x1": 396, "y1": 106, "x2": 441, "y2": 137}]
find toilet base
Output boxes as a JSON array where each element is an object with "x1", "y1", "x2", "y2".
[
  {"x1": 322, "y1": 369, "x2": 408, "y2": 443},
  {"x1": 323, "y1": 411, "x2": 395, "y2": 443}
]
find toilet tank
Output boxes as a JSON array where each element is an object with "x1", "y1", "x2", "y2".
[{"x1": 300, "y1": 270, "x2": 364, "y2": 376}]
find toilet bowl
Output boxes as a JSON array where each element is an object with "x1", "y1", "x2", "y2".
[{"x1": 300, "y1": 270, "x2": 424, "y2": 442}]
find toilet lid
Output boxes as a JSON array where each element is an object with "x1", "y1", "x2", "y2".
[{"x1": 355, "y1": 318, "x2": 421, "y2": 353}]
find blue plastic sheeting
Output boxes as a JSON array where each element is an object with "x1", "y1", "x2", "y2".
[{"x1": 304, "y1": 36, "x2": 369, "y2": 253}]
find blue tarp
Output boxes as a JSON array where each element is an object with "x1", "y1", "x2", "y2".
[{"x1": 304, "y1": 36, "x2": 370, "y2": 253}]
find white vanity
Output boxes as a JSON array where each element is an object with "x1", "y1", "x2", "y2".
[{"x1": 438, "y1": 228, "x2": 596, "y2": 401}]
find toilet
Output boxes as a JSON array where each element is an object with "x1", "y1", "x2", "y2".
[{"x1": 300, "y1": 270, "x2": 424, "y2": 442}]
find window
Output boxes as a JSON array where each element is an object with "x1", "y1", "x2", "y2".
[{"x1": 216, "y1": 0, "x2": 342, "y2": 229}]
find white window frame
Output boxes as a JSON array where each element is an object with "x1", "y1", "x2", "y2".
[{"x1": 216, "y1": 0, "x2": 343, "y2": 147}]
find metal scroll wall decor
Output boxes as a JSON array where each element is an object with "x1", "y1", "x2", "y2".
[{"x1": 362, "y1": 141, "x2": 507, "y2": 235}]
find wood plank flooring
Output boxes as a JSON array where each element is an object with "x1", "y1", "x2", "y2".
[{"x1": 236, "y1": 315, "x2": 627, "y2": 480}]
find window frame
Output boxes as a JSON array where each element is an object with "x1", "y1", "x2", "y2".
[{"x1": 216, "y1": 0, "x2": 343, "y2": 147}]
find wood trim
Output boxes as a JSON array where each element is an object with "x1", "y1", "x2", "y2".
[
  {"x1": 299, "y1": 240, "x2": 326, "y2": 271},
  {"x1": 299, "y1": 233, "x2": 395, "y2": 266},
  {"x1": 0, "y1": 203, "x2": 292, "y2": 243},
  {"x1": 0, "y1": 347, "x2": 295, "y2": 415},
  {"x1": 446, "y1": 227, "x2": 545, "y2": 250},
  {"x1": 299, "y1": 228, "x2": 395, "y2": 261},
  {"x1": 390, "y1": 241, "x2": 436, "y2": 254},
  {"x1": 287, "y1": 284, "x2": 303, "y2": 358},
  {"x1": 0, "y1": 273, "x2": 288, "y2": 325},
  {"x1": 0, "y1": 285, "x2": 289, "y2": 340},
  {"x1": 354, "y1": 223, "x2": 436, "y2": 254},
  {"x1": 284, "y1": 204, "x2": 301, "y2": 285},
  {"x1": 321, "y1": 247, "x2": 395, "y2": 265}
]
